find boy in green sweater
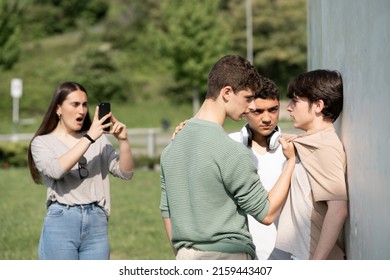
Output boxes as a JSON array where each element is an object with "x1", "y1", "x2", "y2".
[{"x1": 160, "y1": 55, "x2": 296, "y2": 260}]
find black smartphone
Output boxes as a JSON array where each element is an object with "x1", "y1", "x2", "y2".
[{"x1": 98, "y1": 102, "x2": 111, "y2": 131}]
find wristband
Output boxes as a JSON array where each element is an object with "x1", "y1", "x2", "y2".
[{"x1": 83, "y1": 134, "x2": 95, "y2": 144}]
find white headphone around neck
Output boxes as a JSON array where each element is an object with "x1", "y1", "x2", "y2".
[{"x1": 240, "y1": 124, "x2": 281, "y2": 150}]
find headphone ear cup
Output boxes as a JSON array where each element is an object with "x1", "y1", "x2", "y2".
[
  {"x1": 240, "y1": 124, "x2": 252, "y2": 147},
  {"x1": 267, "y1": 126, "x2": 281, "y2": 150}
]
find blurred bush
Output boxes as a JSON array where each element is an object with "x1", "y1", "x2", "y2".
[{"x1": 0, "y1": 141, "x2": 29, "y2": 168}]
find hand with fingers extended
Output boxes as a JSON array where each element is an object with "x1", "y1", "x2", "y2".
[
  {"x1": 171, "y1": 119, "x2": 189, "y2": 140},
  {"x1": 108, "y1": 113, "x2": 128, "y2": 141},
  {"x1": 87, "y1": 106, "x2": 113, "y2": 141}
]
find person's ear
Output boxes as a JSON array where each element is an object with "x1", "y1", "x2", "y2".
[
  {"x1": 56, "y1": 105, "x2": 62, "y2": 117},
  {"x1": 314, "y1": 99, "x2": 325, "y2": 114},
  {"x1": 221, "y1": 86, "x2": 233, "y2": 102}
]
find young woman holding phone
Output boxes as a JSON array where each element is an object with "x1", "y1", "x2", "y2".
[{"x1": 28, "y1": 81, "x2": 134, "y2": 260}]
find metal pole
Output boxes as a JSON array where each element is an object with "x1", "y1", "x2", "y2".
[
  {"x1": 12, "y1": 97, "x2": 20, "y2": 134},
  {"x1": 246, "y1": 0, "x2": 253, "y2": 64},
  {"x1": 10, "y1": 78, "x2": 23, "y2": 136}
]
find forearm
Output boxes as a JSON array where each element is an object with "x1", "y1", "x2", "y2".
[
  {"x1": 162, "y1": 218, "x2": 177, "y2": 256},
  {"x1": 58, "y1": 137, "x2": 92, "y2": 171},
  {"x1": 118, "y1": 138, "x2": 134, "y2": 173},
  {"x1": 262, "y1": 158, "x2": 295, "y2": 224},
  {"x1": 312, "y1": 200, "x2": 348, "y2": 259}
]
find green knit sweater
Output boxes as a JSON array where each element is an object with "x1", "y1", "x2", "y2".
[{"x1": 160, "y1": 118, "x2": 269, "y2": 259}]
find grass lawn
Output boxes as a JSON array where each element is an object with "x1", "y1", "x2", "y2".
[{"x1": 0, "y1": 168, "x2": 173, "y2": 260}]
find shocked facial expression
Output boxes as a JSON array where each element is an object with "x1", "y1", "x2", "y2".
[
  {"x1": 56, "y1": 90, "x2": 88, "y2": 133},
  {"x1": 246, "y1": 98, "x2": 280, "y2": 138}
]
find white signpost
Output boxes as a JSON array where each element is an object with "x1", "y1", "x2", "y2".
[{"x1": 11, "y1": 78, "x2": 23, "y2": 134}]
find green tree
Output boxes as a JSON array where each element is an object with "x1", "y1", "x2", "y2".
[
  {"x1": 21, "y1": 0, "x2": 108, "y2": 39},
  {"x1": 0, "y1": 0, "x2": 22, "y2": 70},
  {"x1": 228, "y1": 0, "x2": 307, "y2": 94},
  {"x1": 73, "y1": 46, "x2": 131, "y2": 104},
  {"x1": 102, "y1": 0, "x2": 161, "y2": 48},
  {"x1": 157, "y1": 0, "x2": 232, "y2": 109},
  {"x1": 101, "y1": 0, "x2": 173, "y2": 102}
]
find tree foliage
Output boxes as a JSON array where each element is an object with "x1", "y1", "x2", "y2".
[
  {"x1": 72, "y1": 46, "x2": 131, "y2": 104},
  {"x1": 0, "y1": 0, "x2": 308, "y2": 121},
  {"x1": 0, "y1": 0, "x2": 22, "y2": 70},
  {"x1": 100, "y1": 0, "x2": 172, "y2": 102},
  {"x1": 21, "y1": 0, "x2": 109, "y2": 38},
  {"x1": 228, "y1": 0, "x2": 307, "y2": 93},
  {"x1": 156, "y1": 0, "x2": 232, "y2": 102}
]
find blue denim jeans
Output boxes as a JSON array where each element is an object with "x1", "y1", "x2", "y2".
[{"x1": 38, "y1": 202, "x2": 109, "y2": 260}]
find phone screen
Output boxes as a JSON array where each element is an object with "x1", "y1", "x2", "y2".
[{"x1": 98, "y1": 102, "x2": 111, "y2": 131}]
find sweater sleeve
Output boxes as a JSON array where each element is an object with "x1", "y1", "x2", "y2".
[
  {"x1": 220, "y1": 147, "x2": 270, "y2": 223},
  {"x1": 159, "y1": 170, "x2": 170, "y2": 218},
  {"x1": 30, "y1": 136, "x2": 66, "y2": 180},
  {"x1": 101, "y1": 135, "x2": 133, "y2": 180}
]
